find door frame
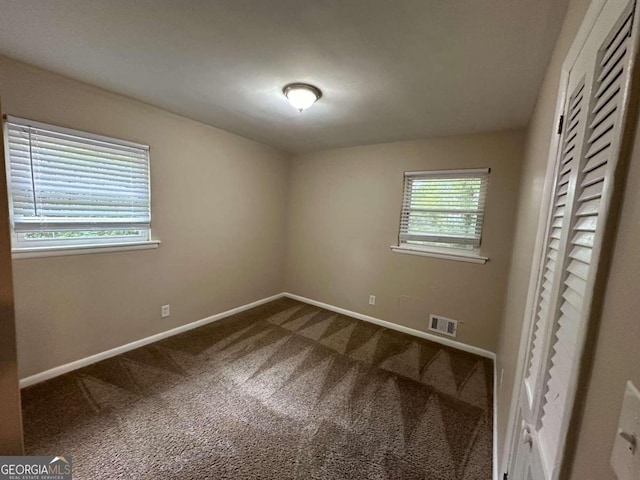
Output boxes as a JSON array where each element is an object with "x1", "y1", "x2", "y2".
[
  {"x1": 0, "y1": 98, "x2": 24, "y2": 455},
  {"x1": 500, "y1": 0, "x2": 608, "y2": 476}
]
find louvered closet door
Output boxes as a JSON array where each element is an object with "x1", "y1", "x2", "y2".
[
  {"x1": 510, "y1": 1, "x2": 639, "y2": 478},
  {"x1": 523, "y1": 79, "x2": 586, "y2": 411}
]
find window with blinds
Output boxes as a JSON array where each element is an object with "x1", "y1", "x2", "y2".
[
  {"x1": 3, "y1": 116, "x2": 151, "y2": 250},
  {"x1": 397, "y1": 169, "x2": 490, "y2": 253}
]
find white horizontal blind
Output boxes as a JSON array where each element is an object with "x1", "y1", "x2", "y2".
[
  {"x1": 539, "y1": 8, "x2": 634, "y2": 464},
  {"x1": 399, "y1": 169, "x2": 489, "y2": 251},
  {"x1": 4, "y1": 116, "x2": 150, "y2": 247}
]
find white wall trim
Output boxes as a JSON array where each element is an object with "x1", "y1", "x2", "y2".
[
  {"x1": 12, "y1": 240, "x2": 160, "y2": 260},
  {"x1": 19, "y1": 292, "x2": 284, "y2": 388},
  {"x1": 390, "y1": 245, "x2": 488, "y2": 264},
  {"x1": 19, "y1": 291, "x2": 496, "y2": 388},
  {"x1": 282, "y1": 292, "x2": 496, "y2": 360}
]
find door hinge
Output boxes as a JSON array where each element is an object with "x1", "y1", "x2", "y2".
[
  {"x1": 503, "y1": 473, "x2": 509, "y2": 480},
  {"x1": 557, "y1": 114, "x2": 564, "y2": 134}
]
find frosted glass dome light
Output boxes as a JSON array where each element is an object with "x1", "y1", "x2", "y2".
[{"x1": 283, "y1": 83, "x2": 322, "y2": 112}]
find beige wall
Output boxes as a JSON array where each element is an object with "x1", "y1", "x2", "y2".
[
  {"x1": 284, "y1": 131, "x2": 524, "y2": 352},
  {"x1": 0, "y1": 56, "x2": 290, "y2": 378},
  {"x1": 493, "y1": 0, "x2": 589, "y2": 471}
]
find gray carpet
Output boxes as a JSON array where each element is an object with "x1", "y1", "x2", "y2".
[{"x1": 22, "y1": 298, "x2": 493, "y2": 479}]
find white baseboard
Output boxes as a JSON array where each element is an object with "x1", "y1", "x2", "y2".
[
  {"x1": 19, "y1": 293, "x2": 285, "y2": 388},
  {"x1": 283, "y1": 292, "x2": 496, "y2": 360},
  {"x1": 21, "y1": 290, "x2": 496, "y2": 383}
]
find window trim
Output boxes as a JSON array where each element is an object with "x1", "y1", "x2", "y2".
[
  {"x1": 5, "y1": 115, "x2": 149, "y2": 150},
  {"x1": 394, "y1": 167, "x2": 490, "y2": 263},
  {"x1": 3, "y1": 115, "x2": 157, "y2": 256},
  {"x1": 390, "y1": 244, "x2": 488, "y2": 264},
  {"x1": 12, "y1": 240, "x2": 160, "y2": 260}
]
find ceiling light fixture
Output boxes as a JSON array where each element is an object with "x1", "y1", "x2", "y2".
[{"x1": 283, "y1": 83, "x2": 322, "y2": 112}]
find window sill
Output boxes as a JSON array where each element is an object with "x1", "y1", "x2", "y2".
[
  {"x1": 390, "y1": 245, "x2": 488, "y2": 264},
  {"x1": 12, "y1": 240, "x2": 161, "y2": 260}
]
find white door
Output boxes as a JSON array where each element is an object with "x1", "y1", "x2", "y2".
[{"x1": 508, "y1": 0, "x2": 640, "y2": 478}]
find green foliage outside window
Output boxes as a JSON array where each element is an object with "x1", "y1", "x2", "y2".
[{"x1": 25, "y1": 230, "x2": 140, "y2": 240}]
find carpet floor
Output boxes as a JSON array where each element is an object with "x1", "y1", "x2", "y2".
[{"x1": 22, "y1": 298, "x2": 493, "y2": 479}]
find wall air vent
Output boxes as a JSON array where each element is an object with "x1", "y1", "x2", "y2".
[{"x1": 429, "y1": 314, "x2": 458, "y2": 337}]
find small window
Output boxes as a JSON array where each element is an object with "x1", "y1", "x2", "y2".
[
  {"x1": 3, "y1": 116, "x2": 152, "y2": 252},
  {"x1": 396, "y1": 168, "x2": 489, "y2": 257}
]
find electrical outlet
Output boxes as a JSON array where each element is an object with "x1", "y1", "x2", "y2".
[
  {"x1": 369, "y1": 295, "x2": 376, "y2": 306},
  {"x1": 161, "y1": 305, "x2": 170, "y2": 318}
]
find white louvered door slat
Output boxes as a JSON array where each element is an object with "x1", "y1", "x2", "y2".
[
  {"x1": 510, "y1": 1, "x2": 639, "y2": 478},
  {"x1": 524, "y1": 81, "x2": 585, "y2": 407}
]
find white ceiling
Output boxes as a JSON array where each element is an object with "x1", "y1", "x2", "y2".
[{"x1": 0, "y1": 0, "x2": 568, "y2": 153}]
